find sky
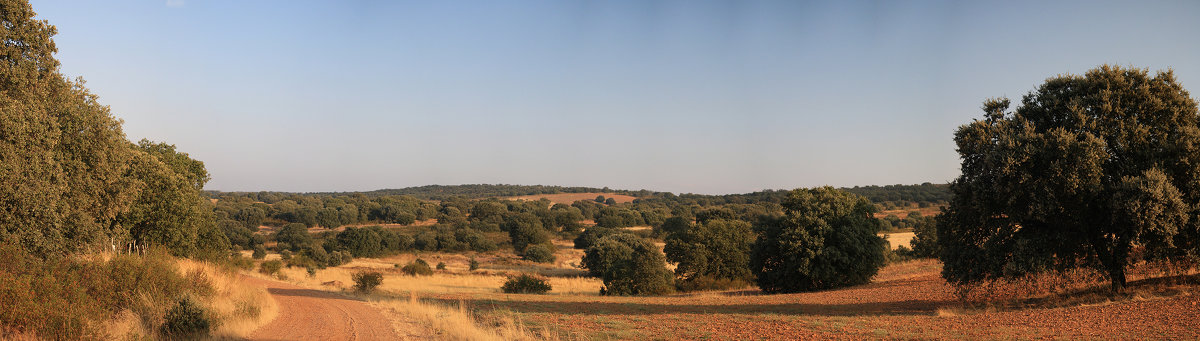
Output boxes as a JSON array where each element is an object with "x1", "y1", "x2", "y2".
[{"x1": 28, "y1": 0, "x2": 1200, "y2": 195}]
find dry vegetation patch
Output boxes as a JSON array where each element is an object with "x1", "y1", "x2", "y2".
[{"x1": 503, "y1": 193, "x2": 637, "y2": 205}]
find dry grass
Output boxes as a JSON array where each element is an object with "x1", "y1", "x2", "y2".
[
  {"x1": 371, "y1": 296, "x2": 556, "y2": 341},
  {"x1": 880, "y1": 231, "x2": 915, "y2": 250},
  {"x1": 173, "y1": 259, "x2": 278, "y2": 338},
  {"x1": 275, "y1": 264, "x2": 602, "y2": 296}
]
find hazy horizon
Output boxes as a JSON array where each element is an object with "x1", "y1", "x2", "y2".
[{"x1": 30, "y1": 0, "x2": 1200, "y2": 195}]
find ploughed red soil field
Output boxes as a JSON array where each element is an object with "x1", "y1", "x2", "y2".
[{"x1": 419, "y1": 260, "x2": 1200, "y2": 340}]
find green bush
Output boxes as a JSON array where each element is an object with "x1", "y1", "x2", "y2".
[
  {"x1": 226, "y1": 253, "x2": 255, "y2": 271},
  {"x1": 259, "y1": 260, "x2": 283, "y2": 276},
  {"x1": 352, "y1": 271, "x2": 384, "y2": 293},
  {"x1": 501, "y1": 274, "x2": 552, "y2": 294},
  {"x1": 400, "y1": 259, "x2": 434, "y2": 276},
  {"x1": 160, "y1": 297, "x2": 210, "y2": 338},
  {"x1": 469, "y1": 257, "x2": 480, "y2": 271},
  {"x1": 522, "y1": 244, "x2": 557, "y2": 263},
  {"x1": 251, "y1": 246, "x2": 266, "y2": 259},
  {"x1": 436, "y1": 262, "x2": 447, "y2": 270}
]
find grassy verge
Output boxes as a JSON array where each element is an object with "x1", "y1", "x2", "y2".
[{"x1": 0, "y1": 244, "x2": 275, "y2": 340}]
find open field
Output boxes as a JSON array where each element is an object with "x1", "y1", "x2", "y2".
[
  {"x1": 874, "y1": 206, "x2": 943, "y2": 219},
  {"x1": 882, "y1": 232, "x2": 915, "y2": 249},
  {"x1": 503, "y1": 193, "x2": 638, "y2": 205},
  {"x1": 411, "y1": 260, "x2": 1200, "y2": 340},
  {"x1": 251, "y1": 241, "x2": 1200, "y2": 340}
]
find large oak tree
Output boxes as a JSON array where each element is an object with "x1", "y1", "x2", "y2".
[{"x1": 939, "y1": 65, "x2": 1200, "y2": 291}]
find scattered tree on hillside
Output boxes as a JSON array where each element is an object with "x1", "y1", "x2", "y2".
[
  {"x1": 939, "y1": 65, "x2": 1200, "y2": 291},
  {"x1": 505, "y1": 213, "x2": 550, "y2": 253},
  {"x1": 905, "y1": 212, "x2": 938, "y2": 258},
  {"x1": 273, "y1": 223, "x2": 312, "y2": 251},
  {"x1": 664, "y1": 219, "x2": 755, "y2": 291},
  {"x1": 522, "y1": 243, "x2": 557, "y2": 263},
  {"x1": 582, "y1": 233, "x2": 674, "y2": 296},
  {"x1": 751, "y1": 187, "x2": 887, "y2": 293},
  {"x1": 573, "y1": 226, "x2": 617, "y2": 249}
]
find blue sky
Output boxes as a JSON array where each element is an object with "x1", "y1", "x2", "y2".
[{"x1": 29, "y1": 0, "x2": 1200, "y2": 194}]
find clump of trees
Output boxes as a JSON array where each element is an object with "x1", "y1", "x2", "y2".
[
  {"x1": 939, "y1": 65, "x2": 1200, "y2": 292},
  {"x1": 582, "y1": 233, "x2": 674, "y2": 296},
  {"x1": 663, "y1": 218, "x2": 755, "y2": 291},
  {"x1": 751, "y1": 187, "x2": 887, "y2": 293},
  {"x1": 0, "y1": 0, "x2": 232, "y2": 259}
]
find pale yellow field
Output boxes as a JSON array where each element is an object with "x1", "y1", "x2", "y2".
[{"x1": 882, "y1": 232, "x2": 915, "y2": 250}]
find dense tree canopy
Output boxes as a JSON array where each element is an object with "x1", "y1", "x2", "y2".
[
  {"x1": 939, "y1": 65, "x2": 1200, "y2": 291},
  {"x1": 664, "y1": 219, "x2": 754, "y2": 290},
  {"x1": 582, "y1": 233, "x2": 674, "y2": 296},
  {"x1": 121, "y1": 140, "x2": 228, "y2": 258},
  {"x1": 751, "y1": 187, "x2": 886, "y2": 293},
  {"x1": 0, "y1": 2, "x2": 231, "y2": 258},
  {"x1": 0, "y1": 0, "x2": 143, "y2": 257}
]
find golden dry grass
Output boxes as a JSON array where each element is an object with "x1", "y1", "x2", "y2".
[
  {"x1": 371, "y1": 296, "x2": 555, "y2": 341},
  {"x1": 87, "y1": 255, "x2": 278, "y2": 339},
  {"x1": 174, "y1": 259, "x2": 279, "y2": 338},
  {"x1": 275, "y1": 264, "x2": 602, "y2": 296},
  {"x1": 881, "y1": 231, "x2": 915, "y2": 250}
]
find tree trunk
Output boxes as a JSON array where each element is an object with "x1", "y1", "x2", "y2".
[{"x1": 1107, "y1": 264, "x2": 1127, "y2": 293}]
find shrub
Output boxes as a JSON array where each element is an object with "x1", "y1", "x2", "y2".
[
  {"x1": 259, "y1": 260, "x2": 283, "y2": 276},
  {"x1": 0, "y1": 245, "x2": 204, "y2": 339},
  {"x1": 522, "y1": 244, "x2": 557, "y2": 264},
  {"x1": 226, "y1": 253, "x2": 255, "y2": 271},
  {"x1": 436, "y1": 262, "x2": 447, "y2": 270},
  {"x1": 287, "y1": 254, "x2": 318, "y2": 269},
  {"x1": 251, "y1": 245, "x2": 266, "y2": 259},
  {"x1": 160, "y1": 297, "x2": 210, "y2": 338},
  {"x1": 501, "y1": 274, "x2": 552, "y2": 294},
  {"x1": 469, "y1": 257, "x2": 480, "y2": 271},
  {"x1": 280, "y1": 250, "x2": 292, "y2": 261},
  {"x1": 400, "y1": 259, "x2": 434, "y2": 276},
  {"x1": 352, "y1": 271, "x2": 384, "y2": 293}
]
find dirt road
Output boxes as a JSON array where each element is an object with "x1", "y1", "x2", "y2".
[{"x1": 246, "y1": 277, "x2": 400, "y2": 341}]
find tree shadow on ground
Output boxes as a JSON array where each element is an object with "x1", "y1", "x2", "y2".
[
  {"x1": 266, "y1": 287, "x2": 365, "y2": 302},
  {"x1": 430, "y1": 297, "x2": 951, "y2": 317}
]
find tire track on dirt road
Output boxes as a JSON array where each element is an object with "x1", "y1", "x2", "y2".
[{"x1": 245, "y1": 276, "x2": 401, "y2": 341}]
